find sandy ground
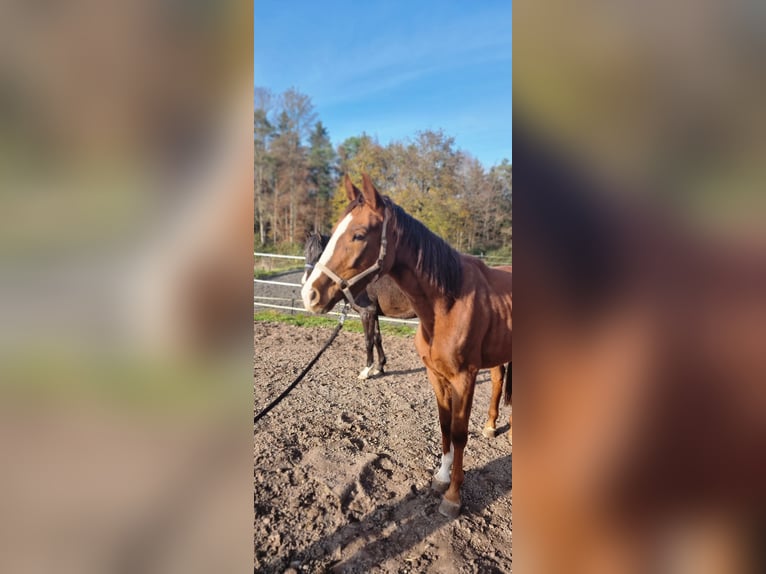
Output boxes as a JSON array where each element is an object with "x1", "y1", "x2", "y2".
[{"x1": 254, "y1": 320, "x2": 512, "y2": 573}]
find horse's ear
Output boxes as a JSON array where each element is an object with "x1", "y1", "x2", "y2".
[
  {"x1": 344, "y1": 175, "x2": 360, "y2": 202},
  {"x1": 361, "y1": 173, "x2": 381, "y2": 210}
]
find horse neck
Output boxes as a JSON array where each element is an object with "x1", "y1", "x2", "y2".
[{"x1": 387, "y1": 241, "x2": 447, "y2": 329}]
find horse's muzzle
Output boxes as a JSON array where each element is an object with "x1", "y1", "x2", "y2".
[
  {"x1": 306, "y1": 288, "x2": 320, "y2": 309},
  {"x1": 301, "y1": 277, "x2": 335, "y2": 313}
]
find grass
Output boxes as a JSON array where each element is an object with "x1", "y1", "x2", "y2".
[
  {"x1": 469, "y1": 246, "x2": 512, "y2": 266},
  {"x1": 254, "y1": 242, "x2": 304, "y2": 256},
  {"x1": 253, "y1": 309, "x2": 417, "y2": 337}
]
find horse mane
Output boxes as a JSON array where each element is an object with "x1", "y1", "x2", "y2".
[
  {"x1": 384, "y1": 197, "x2": 464, "y2": 303},
  {"x1": 304, "y1": 232, "x2": 330, "y2": 265}
]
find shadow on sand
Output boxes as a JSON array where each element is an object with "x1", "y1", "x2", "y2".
[
  {"x1": 379, "y1": 367, "x2": 427, "y2": 377},
  {"x1": 259, "y1": 453, "x2": 512, "y2": 573}
]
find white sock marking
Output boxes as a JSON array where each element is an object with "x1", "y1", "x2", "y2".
[
  {"x1": 301, "y1": 214, "x2": 352, "y2": 311},
  {"x1": 358, "y1": 365, "x2": 373, "y2": 379},
  {"x1": 435, "y1": 444, "x2": 454, "y2": 483}
]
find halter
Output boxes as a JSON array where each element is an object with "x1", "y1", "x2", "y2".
[{"x1": 313, "y1": 206, "x2": 390, "y2": 308}]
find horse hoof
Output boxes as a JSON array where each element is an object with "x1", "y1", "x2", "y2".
[
  {"x1": 438, "y1": 497, "x2": 461, "y2": 519},
  {"x1": 482, "y1": 426, "x2": 497, "y2": 439},
  {"x1": 372, "y1": 366, "x2": 383, "y2": 376},
  {"x1": 357, "y1": 366, "x2": 373, "y2": 380},
  {"x1": 431, "y1": 478, "x2": 450, "y2": 493}
]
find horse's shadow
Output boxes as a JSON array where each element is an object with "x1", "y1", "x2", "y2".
[
  {"x1": 258, "y1": 453, "x2": 512, "y2": 573},
  {"x1": 380, "y1": 367, "x2": 426, "y2": 377},
  {"x1": 474, "y1": 371, "x2": 493, "y2": 386}
]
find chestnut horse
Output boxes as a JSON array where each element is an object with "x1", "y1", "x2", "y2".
[
  {"x1": 301, "y1": 174, "x2": 512, "y2": 518},
  {"x1": 303, "y1": 232, "x2": 512, "y2": 439},
  {"x1": 302, "y1": 232, "x2": 415, "y2": 380}
]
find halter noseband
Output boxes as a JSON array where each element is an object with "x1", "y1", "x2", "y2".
[{"x1": 313, "y1": 207, "x2": 390, "y2": 308}]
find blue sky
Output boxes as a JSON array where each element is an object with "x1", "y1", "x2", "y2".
[{"x1": 254, "y1": 1, "x2": 512, "y2": 167}]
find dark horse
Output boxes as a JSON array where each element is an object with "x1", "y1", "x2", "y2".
[
  {"x1": 303, "y1": 232, "x2": 512, "y2": 440},
  {"x1": 302, "y1": 232, "x2": 415, "y2": 380},
  {"x1": 302, "y1": 174, "x2": 512, "y2": 517}
]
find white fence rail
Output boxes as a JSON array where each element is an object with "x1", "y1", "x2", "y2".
[
  {"x1": 253, "y1": 251, "x2": 509, "y2": 328},
  {"x1": 254, "y1": 279, "x2": 302, "y2": 288},
  {"x1": 254, "y1": 251, "x2": 511, "y2": 267},
  {"x1": 253, "y1": 252, "x2": 305, "y2": 260},
  {"x1": 253, "y1": 252, "x2": 305, "y2": 273}
]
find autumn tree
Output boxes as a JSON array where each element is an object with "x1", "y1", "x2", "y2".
[
  {"x1": 268, "y1": 89, "x2": 316, "y2": 245},
  {"x1": 254, "y1": 87, "x2": 510, "y2": 258},
  {"x1": 385, "y1": 130, "x2": 464, "y2": 247},
  {"x1": 330, "y1": 134, "x2": 389, "y2": 222}
]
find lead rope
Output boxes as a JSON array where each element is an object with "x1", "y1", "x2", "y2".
[{"x1": 254, "y1": 302, "x2": 349, "y2": 425}]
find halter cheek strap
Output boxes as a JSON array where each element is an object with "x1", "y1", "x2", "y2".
[{"x1": 314, "y1": 207, "x2": 390, "y2": 308}]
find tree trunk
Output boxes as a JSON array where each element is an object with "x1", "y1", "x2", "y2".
[
  {"x1": 272, "y1": 180, "x2": 279, "y2": 244},
  {"x1": 289, "y1": 167, "x2": 296, "y2": 244},
  {"x1": 255, "y1": 166, "x2": 266, "y2": 245},
  {"x1": 284, "y1": 207, "x2": 290, "y2": 243},
  {"x1": 313, "y1": 190, "x2": 321, "y2": 233}
]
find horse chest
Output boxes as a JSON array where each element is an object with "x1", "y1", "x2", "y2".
[
  {"x1": 420, "y1": 350, "x2": 456, "y2": 379},
  {"x1": 415, "y1": 330, "x2": 467, "y2": 379}
]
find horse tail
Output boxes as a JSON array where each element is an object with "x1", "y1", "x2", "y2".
[{"x1": 503, "y1": 362, "x2": 512, "y2": 406}]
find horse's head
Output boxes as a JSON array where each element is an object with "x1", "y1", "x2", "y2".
[
  {"x1": 301, "y1": 232, "x2": 329, "y2": 285},
  {"x1": 301, "y1": 173, "x2": 392, "y2": 313}
]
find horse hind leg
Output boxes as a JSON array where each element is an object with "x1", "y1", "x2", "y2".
[
  {"x1": 357, "y1": 310, "x2": 376, "y2": 380},
  {"x1": 482, "y1": 365, "x2": 505, "y2": 438},
  {"x1": 372, "y1": 313, "x2": 386, "y2": 376}
]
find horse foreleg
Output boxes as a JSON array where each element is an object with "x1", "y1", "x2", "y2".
[
  {"x1": 358, "y1": 310, "x2": 376, "y2": 380},
  {"x1": 440, "y1": 370, "x2": 477, "y2": 519},
  {"x1": 483, "y1": 365, "x2": 505, "y2": 438},
  {"x1": 426, "y1": 368, "x2": 453, "y2": 493},
  {"x1": 372, "y1": 313, "x2": 386, "y2": 375}
]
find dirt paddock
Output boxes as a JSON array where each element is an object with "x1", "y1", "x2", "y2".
[{"x1": 254, "y1": 320, "x2": 512, "y2": 573}]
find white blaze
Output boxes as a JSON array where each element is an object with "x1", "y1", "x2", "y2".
[
  {"x1": 435, "y1": 444, "x2": 454, "y2": 483},
  {"x1": 301, "y1": 214, "x2": 353, "y2": 311}
]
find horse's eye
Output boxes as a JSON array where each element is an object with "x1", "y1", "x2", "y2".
[{"x1": 352, "y1": 233, "x2": 366, "y2": 242}]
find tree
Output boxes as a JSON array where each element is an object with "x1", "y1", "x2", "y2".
[
  {"x1": 489, "y1": 159, "x2": 512, "y2": 249},
  {"x1": 307, "y1": 121, "x2": 336, "y2": 233},
  {"x1": 253, "y1": 88, "x2": 510, "y2": 255},
  {"x1": 277, "y1": 89, "x2": 316, "y2": 244},
  {"x1": 394, "y1": 130, "x2": 462, "y2": 247},
  {"x1": 331, "y1": 134, "x2": 389, "y2": 222},
  {"x1": 456, "y1": 153, "x2": 488, "y2": 252},
  {"x1": 254, "y1": 87, "x2": 275, "y2": 246}
]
